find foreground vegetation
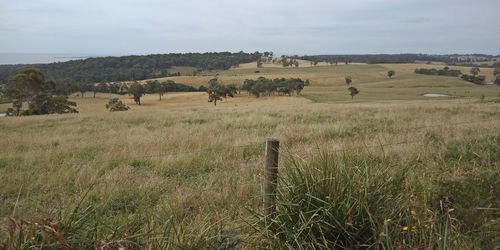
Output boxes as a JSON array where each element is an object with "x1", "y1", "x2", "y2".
[{"x1": 0, "y1": 63, "x2": 499, "y2": 249}]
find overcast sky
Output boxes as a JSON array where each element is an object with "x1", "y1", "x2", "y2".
[{"x1": 1, "y1": 0, "x2": 499, "y2": 55}]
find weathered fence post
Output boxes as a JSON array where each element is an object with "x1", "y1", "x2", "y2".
[{"x1": 263, "y1": 138, "x2": 280, "y2": 216}]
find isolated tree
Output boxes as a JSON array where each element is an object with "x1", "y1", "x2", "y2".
[
  {"x1": 156, "y1": 82, "x2": 167, "y2": 101},
  {"x1": 443, "y1": 66, "x2": 450, "y2": 71},
  {"x1": 348, "y1": 86, "x2": 359, "y2": 99},
  {"x1": 387, "y1": 70, "x2": 396, "y2": 78},
  {"x1": 345, "y1": 76, "x2": 352, "y2": 85},
  {"x1": 106, "y1": 98, "x2": 130, "y2": 112},
  {"x1": 304, "y1": 79, "x2": 311, "y2": 86},
  {"x1": 129, "y1": 82, "x2": 144, "y2": 105},
  {"x1": 294, "y1": 61, "x2": 299, "y2": 67},
  {"x1": 470, "y1": 67, "x2": 480, "y2": 76},
  {"x1": 206, "y1": 78, "x2": 224, "y2": 106},
  {"x1": 494, "y1": 68, "x2": 500, "y2": 78},
  {"x1": 91, "y1": 84, "x2": 100, "y2": 98},
  {"x1": 257, "y1": 60, "x2": 263, "y2": 68}
]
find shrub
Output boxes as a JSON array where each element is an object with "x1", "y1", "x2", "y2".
[
  {"x1": 460, "y1": 74, "x2": 485, "y2": 84},
  {"x1": 105, "y1": 98, "x2": 130, "y2": 112}
]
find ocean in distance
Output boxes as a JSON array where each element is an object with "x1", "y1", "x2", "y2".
[{"x1": 0, "y1": 53, "x2": 111, "y2": 65}]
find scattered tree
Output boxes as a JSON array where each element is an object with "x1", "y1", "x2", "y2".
[
  {"x1": 470, "y1": 67, "x2": 480, "y2": 76},
  {"x1": 387, "y1": 70, "x2": 396, "y2": 78},
  {"x1": 348, "y1": 87, "x2": 359, "y2": 99},
  {"x1": 345, "y1": 76, "x2": 352, "y2": 85},
  {"x1": 129, "y1": 82, "x2": 144, "y2": 105},
  {"x1": 156, "y1": 82, "x2": 167, "y2": 101},
  {"x1": 106, "y1": 98, "x2": 130, "y2": 112},
  {"x1": 494, "y1": 68, "x2": 500, "y2": 79},
  {"x1": 206, "y1": 78, "x2": 224, "y2": 106},
  {"x1": 257, "y1": 60, "x2": 263, "y2": 68}
]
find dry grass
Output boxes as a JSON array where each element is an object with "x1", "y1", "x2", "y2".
[{"x1": 0, "y1": 63, "x2": 499, "y2": 248}]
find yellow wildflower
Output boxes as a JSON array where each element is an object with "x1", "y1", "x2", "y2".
[
  {"x1": 411, "y1": 226, "x2": 417, "y2": 232},
  {"x1": 402, "y1": 226, "x2": 409, "y2": 231},
  {"x1": 411, "y1": 210, "x2": 416, "y2": 216}
]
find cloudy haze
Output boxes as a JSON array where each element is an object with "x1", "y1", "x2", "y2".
[{"x1": 1, "y1": 0, "x2": 499, "y2": 55}]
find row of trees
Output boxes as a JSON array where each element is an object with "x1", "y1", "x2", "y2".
[
  {"x1": 0, "y1": 52, "x2": 267, "y2": 95},
  {"x1": 203, "y1": 77, "x2": 310, "y2": 106},
  {"x1": 241, "y1": 77, "x2": 307, "y2": 97},
  {"x1": 76, "y1": 80, "x2": 202, "y2": 100},
  {"x1": 415, "y1": 66, "x2": 500, "y2": 85},
  {"x1": 296, "y1": 54, "x2": 499, "y2": 66},
  {"x1": 0, "y1": 69, "x2": 77, "y2": 116},
  {"x1": 414, "y1": 66, "x2": 462, "y2": 77},
  {"x1": 257, "y1": 56, "x2": 301, "y2": 68}
]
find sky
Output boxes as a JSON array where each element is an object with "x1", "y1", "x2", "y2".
[{"x1": 1, "y1": 0, "x2": 499, "y2": 55}]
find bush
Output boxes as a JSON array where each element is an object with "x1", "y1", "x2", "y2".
[
  {"x1": 460, "y1": 74, "x2": 485, "y2": 84},
  {"x1": 414, "y1": 67, "x2": 462, "y2": 77},
  {"x1": 105, "y1": 98, "x2": 130, "y2": 112}
]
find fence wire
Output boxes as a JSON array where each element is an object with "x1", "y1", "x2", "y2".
[{"x1": 92, "y1": 118, "x2": 500, "y2": 165}]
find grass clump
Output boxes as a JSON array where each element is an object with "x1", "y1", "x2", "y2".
[
  {"x1": 251, "y1": 153, "x2": 470, "y2": 249},
  {"x1": 253, "y1": 153, "x2": 408, "y2": 249}
]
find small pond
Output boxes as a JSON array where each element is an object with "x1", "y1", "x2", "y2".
[{"x1": 423, "y1": 93, "x2": 449, "y2": 97}]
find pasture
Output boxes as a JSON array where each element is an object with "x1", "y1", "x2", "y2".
[{"x1": 0, "y1": 63, "x2": 499, "y2": 249}]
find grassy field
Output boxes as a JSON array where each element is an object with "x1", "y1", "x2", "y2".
[{"x1": 0, "y1": 64, "x2": 499, "y2": 249}]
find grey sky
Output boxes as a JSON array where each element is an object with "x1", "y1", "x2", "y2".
[{"x1": 1, "y1": 0, "x2": 499, "y2": 55}]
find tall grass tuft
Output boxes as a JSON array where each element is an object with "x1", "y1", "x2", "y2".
[{"x1": 250, "y1": 152, "x2": 468, "y2": 249}]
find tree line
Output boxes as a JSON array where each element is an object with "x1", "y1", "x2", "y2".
[
  {"x1": 241, "y1": 77, "x2": 307, "y2": 97},
  {"x1": 415, "y1": 66, "x2": 500, "y2": 85},
  {"x1": 295, "y1": 54, "x2": 499, "y2": 66},
  {"x1": 0, "y1": 51, "x2": 266, "y2": 94},
  {"x1": 414, "y1": 66, "x2": 462, "y2": 77}
]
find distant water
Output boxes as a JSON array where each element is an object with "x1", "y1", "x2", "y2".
[{"x1": 0, "y1": 53, "x2": 103, "y2": 65}]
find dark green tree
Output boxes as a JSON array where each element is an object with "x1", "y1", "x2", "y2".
[
  {"x1": 145, "y1": 80, "x2": 159, "y2": 94},
  {"x1": 387, "y1": 70, "x2": 396, "y2": 78},
  {"x1": 206, "y1": 78, "x2": 232, "y2": 106},
  {"x1": 156, "y1": 82, "x2": 168, "y2": 101},
  {"x1": 470, "y1": 67, "x2": 480, "y2": 76},
  {"x1": 24, "y1": 94, "x2": 78, "y2": 115},
  {"x1": 3, "y1": 68, "x2": 77, "y2": 115},
  {"x1": 345, "y1": 76, "x2": 352, "y2": 85},
  {"x1": 348, "y1": 86, "x2": 359, "y2": 99},
  {"x1": 129, "y1": 82, "x2": 144, "y2": 105}
]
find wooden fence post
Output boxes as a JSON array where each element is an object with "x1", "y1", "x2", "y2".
[{"x1": 263, "y1": 138, "x2": 280, "y2": 216}]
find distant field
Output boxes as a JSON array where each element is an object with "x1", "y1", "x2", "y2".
[{"x1": 1, "y1": 63, "x2": 499, "y2": 248}]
